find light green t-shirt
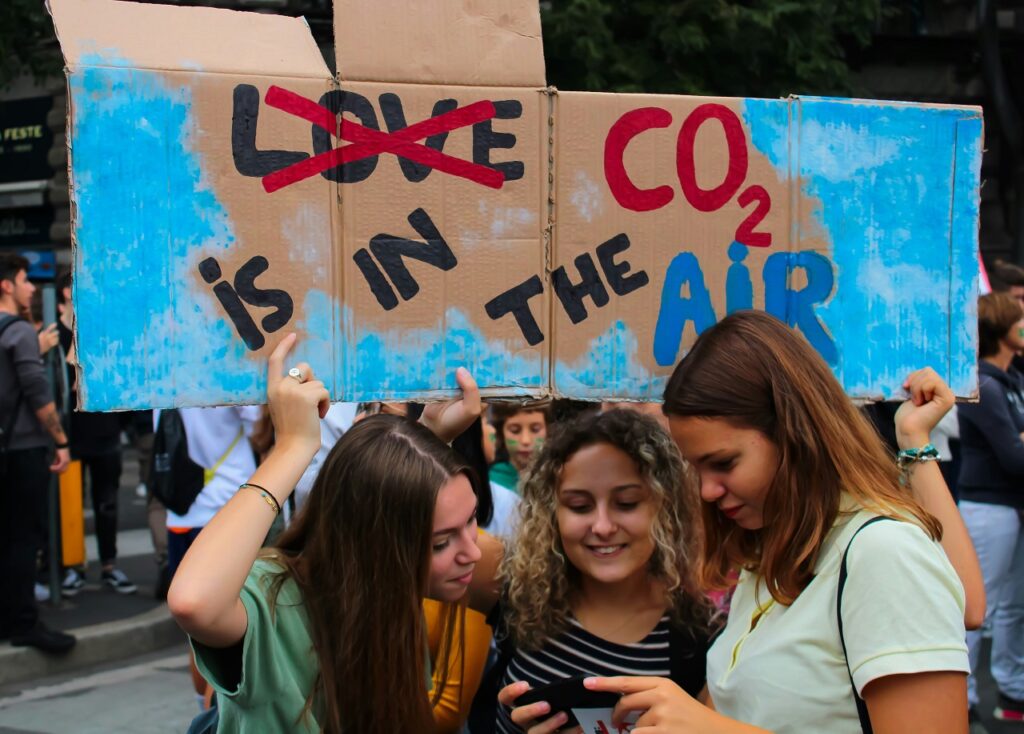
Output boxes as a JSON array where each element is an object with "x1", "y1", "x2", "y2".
[
  {"x1": 193, "y1": 558, "x2": 321, "y2": 733},
  {"x1": 707, "y1": 508, "x2": 968, "y2": 734}
]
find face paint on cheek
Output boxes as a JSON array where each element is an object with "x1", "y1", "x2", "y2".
[
  {"x1": 533, "y1": 437, "x2": 545, "y2": 450},
  {"x1": 506, "y1": 438, "x2": 520, "y2": 450}
]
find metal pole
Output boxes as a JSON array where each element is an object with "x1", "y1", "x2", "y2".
[{"x1": 41, "y1": 284, "x2": 63, "y2": 606}]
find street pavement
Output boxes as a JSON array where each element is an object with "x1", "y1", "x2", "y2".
[{"x1": 0, "y1": 650, "x2": 196, "y2": 734}]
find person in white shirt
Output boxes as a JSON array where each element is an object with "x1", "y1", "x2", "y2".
[
  {"x1": 505, "y1": 311, "x2": 985, "y2": 734},
  {"x1": 291, "y1": 403, "x2": 358, "y2": 513},
  {"x1": 161, "y1": 405, "x2": 261, "y2": 575}
]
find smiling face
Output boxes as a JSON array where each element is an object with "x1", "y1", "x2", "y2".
[
  {"x1": 555, "y1": 442, "x2": 658, "y2": 589},
  {"x1": 669, "y1": 416, "x2": 780, "y2": 530},
  {"x1": 503, "y1": 410, "x2": 547, "y2": 471},
  {"x1": 427, "y1": 473, "x2": 481, "y2": 602}
]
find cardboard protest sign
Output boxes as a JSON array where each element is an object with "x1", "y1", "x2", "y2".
[
  {"x1": 48, "y1": 0, "x2": 982, "y2": 410},
  {"x1": 550, "y1": 93, "x2": 982, "y2": 400}
]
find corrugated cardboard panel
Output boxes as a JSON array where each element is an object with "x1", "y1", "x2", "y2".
[
  {"x1": 551, "y1": 92, "x2": 982, "y2": 400},
  {"x1": 66, "y1": 60, "x2": 336, "y2": 409},
  {"x1": 49, "y1": 0, "x2": 330, "y2": 79},
  {"x1": 50, "y1": 0, "x2": 983, "y2": 408},
  {"x1": 334, "y1": 0, "x2": 545, "y2": 87},
  {"x1": 336, "y1": 81, "x2": 549, "y2": 400},
  {"x1": 788, "y1": 96, "x2": 982, "y2": 399}
]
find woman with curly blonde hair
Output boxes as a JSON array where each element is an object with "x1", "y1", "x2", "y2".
[{"x1": 488, "y1": 408, "x2": 714, "y2": 733}]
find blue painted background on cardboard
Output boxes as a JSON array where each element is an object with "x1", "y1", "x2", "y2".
[
  {"x1": 742, "y1": 96, "x2": 981, "y2": 398},
  {"x1": 68, "y1": 60, "x2": 980, "y2": 408}
]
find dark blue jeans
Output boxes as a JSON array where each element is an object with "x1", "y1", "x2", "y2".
[{"x1": 167, "y1": 526, "x2": 202, "y2": 580}]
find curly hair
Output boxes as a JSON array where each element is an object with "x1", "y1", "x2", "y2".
[{"x1": 500, "y1": 409, "x2": 712, "y2": 650}]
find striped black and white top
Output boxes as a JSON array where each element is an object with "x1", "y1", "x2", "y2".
[{"x1": 496, "y1": 614, "x2": 700, "y2": 734}]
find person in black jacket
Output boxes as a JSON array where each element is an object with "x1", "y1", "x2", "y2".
[
  {"x1": 958, "y1": 291, "x2": 1024, "y2": 722},
  {"x1": 56, "y1": 272, "x2": 136, "y2": 596}
]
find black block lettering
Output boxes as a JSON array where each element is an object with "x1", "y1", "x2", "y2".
[
  {"x1": 234, "y1": 256, "x2": 294, "y2": 333},
  {"x1": 198, "y1": 257, "x2": 222, "y2": 284},
  {"x1": 231, "y1": 84, "x2": 307, "y2": 177},
  {"x1": 354, "y1": 248, "x2": 397, "y2": 309},
  {"x1": 313, "y1": 90, "x2": 379, "y2": 184},
  {"x1": 368, "y1": 208, "x2": 456, "y2": 302},
  {"x1": 380, "y1": 94, "x2": 459, "y2": 183},
  {"x1": 596, "y1": 233, "x2": 649, "y2": 296},
  {"x1": 353, "y1": 248, "x2": 399, "y2": 311},
  {"x1": 212, "y1": 281, "x2": 264, "y2": 351},
  {"x1": 552, "y1": 253, "x2": 609, "y2": 324},
  {"x1": 472, "y1": 99, "x2": 524, "y2": 183},
  {"x1": 484, "y1": 275, "x2": 545, "y2": 346}
]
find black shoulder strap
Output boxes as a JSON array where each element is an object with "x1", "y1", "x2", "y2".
[
  {"x1": 0, "y1": 314, "x2": 24, "y2": 338},
  {"x1": 837, "y1": 515, "x2": 892, "y2": 734}
]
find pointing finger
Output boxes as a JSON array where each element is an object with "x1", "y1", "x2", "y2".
[{"x1": 268, "y1": 333, "x2": 297, "y2": 388}]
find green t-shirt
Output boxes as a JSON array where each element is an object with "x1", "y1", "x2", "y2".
[{"x1": 193, "y1": 558, "x2": 320, "y2": 733}]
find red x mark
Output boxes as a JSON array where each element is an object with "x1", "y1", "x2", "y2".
[{"x1": 260, "y1": 86, "x2": 505, "y2": 193}]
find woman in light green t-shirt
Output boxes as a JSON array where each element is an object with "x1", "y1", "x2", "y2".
[
  {"x1": 506, "y1": 312, "x2": 985, "y2": 734},
  {"x1": 168, "y1": 334, "x2": 502, "y2": 733}
]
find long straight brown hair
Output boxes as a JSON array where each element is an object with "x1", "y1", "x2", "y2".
[
  {"x1": 265, "y1": 414, "x2": 470, "y2": 733},
  {"x1": 663, "y1": 311, "x2": 940, "y2": 605}
]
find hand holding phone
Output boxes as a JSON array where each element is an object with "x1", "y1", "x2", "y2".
[{"x1": 516, "y1": 676, "x2": 622, "y2": 729}]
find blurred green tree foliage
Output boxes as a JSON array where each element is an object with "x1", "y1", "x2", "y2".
[
  {"x1": 0, "y1": 0, "x2": 61, "y2": 89},
  {"x1": 1, "y1": 0, "x2": 884, "y2": 95},
  {"x1": 540, "y1": 0, "x2": 884, "y2": 96}
]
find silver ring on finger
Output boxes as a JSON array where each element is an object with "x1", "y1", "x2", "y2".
[{"x1": 287, "y1": 367, "x2": 305, "y2": 383}]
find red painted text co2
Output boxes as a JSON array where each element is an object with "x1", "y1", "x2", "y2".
[{"x1": 603, "y1": 103, "x2": 773, "y2": 249}]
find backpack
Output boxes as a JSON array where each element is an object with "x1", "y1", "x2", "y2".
[
  {"x1": 149, "y1": 409, "x2": 206, "y2": 516},
  {"x1": 149, "y1": 410, "x2": 243, "y2": 516},
  {"x1": 0, "y1": 315, "x2": 27, "y2": 476}
]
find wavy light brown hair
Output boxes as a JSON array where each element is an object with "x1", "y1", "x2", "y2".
[
  {"x1": 501, "y1": 409, "x2": 712, "y2": 649},
  {"x1": 262, "y1": 415, "x2": 470, "y2": 734},
  {"x1": 663, "y1": 310, "x2": 941, "y2": 606}
]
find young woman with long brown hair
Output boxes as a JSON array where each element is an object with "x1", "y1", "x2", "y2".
[
  {"x1": 168, "y1": 334, "x2": 500, "y2": 733},
  {"x1": 505, "y1": 311, "x2": 984, "y2": 734}
]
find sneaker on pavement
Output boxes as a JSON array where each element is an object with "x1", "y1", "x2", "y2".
[
  {"x1": 61, "y1": 568, "x2": 85, "y2": 597},
  {"x1": 995, "y1": 692, "x2": 1024, "y2": 722},
  {"x1": 10, "y1": 621, "x2": 76, "y2": 654},
  {"x1": 34, "y1": 582, "x2": 51, "y2": 602},
  {"x1": 102, "y1": 567, "x2": 137, "y2": 594}
]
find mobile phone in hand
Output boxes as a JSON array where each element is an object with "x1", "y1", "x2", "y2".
[{"x1": 516, "y1": 675, "x2": 621, "y2": 729}]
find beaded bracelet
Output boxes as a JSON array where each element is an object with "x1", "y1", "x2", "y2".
[
  {"x1": 240, "y1": 483, "x2": 281, "y2": 515},
  {"x1": 896, "y1": 443, "x2": 940, "y2": 470}
]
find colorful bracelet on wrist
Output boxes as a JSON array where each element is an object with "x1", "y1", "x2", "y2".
[{"x1": 896, "y1": 443, "x2": 940, "y2": 470}]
